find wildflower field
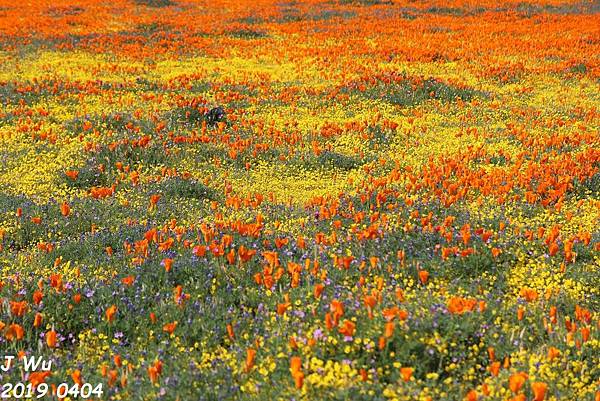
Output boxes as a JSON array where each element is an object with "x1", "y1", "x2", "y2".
[{"x1": 0, "y1": 0, "x2": 599, "y2": 400}]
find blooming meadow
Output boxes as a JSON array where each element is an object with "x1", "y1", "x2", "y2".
[{"x1": 0, "y1": 0, "x2": 599, "y2": 400}]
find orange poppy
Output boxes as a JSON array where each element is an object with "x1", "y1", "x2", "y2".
[
  {"x1": 532, "y1": 382, "x2": 548, "y2": 401},
  {"x1": 29, "y1": 371, "x2": 51, "y2": 388},
  {"x1": 105, "y1": 305, "x2": 117, "y2": 323},
  {"x1": 400, "y1": 367, "x2": 413, "y2": 382},
  {"x1": 509, "y1": 372, "x2": 527, "y2": 393},
  {"x1": 163, "y1": 258, "x2": 173, "y2": 272},
  {"x1": 245, "y1": 348, "x2": 256, "y2": 372},
  {"x1": 338, "y1": 320, "x2": 356, "y2": 337},
  {"x1": 71, "y1": 369, "x2": 83, "y2": 386},
  {"x1": 33, "y1": 313, "x2": 43, "y2": 328},
  {"x1": 60, "y1": 202, "x2": 71, "y2": 217},
  {"x1": 5, "y1": 323, "x2": 25, "y2": 341},
  {"x1": 46, "y1": 329, "x2": 57, "y2": 348},
  {"x1": 418, "y1": 270, "x2": 429, "y2": 284},
  {"x1": 163, "y1": 321, "x2": 178, "y2": 335}
]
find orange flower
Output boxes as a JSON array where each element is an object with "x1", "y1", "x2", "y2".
[
  {"x1": 238, "y1": 245, "x2": 256, "y2": 263},
  {"x1": 464, "y1": 390, "x2": 478, "y2": 401},
  {"x1": 245, "y1": 348, "x2": 256, "y2": 372},
  {"x1": 226, "y1": 324, "x2": 235, "y2": 340},
  {"x1": 517, "y1": 306, "x2": 525, "y2": 321},
  {"x1": 447, "y1": 297, "x2": 477, "y2": 314},
  {"x1": 532, "y1": 382, "x2": 548, "y2": 401},
  {"x1": 163, "y1": 258, "x2": 173, "y2": 272},
  {"x1": 60, "y1": 202, "x2": 71, "y2": 217},
  {"x1": 105, "y1": 305, "x2": 117, "y2": 323},
  {"x1": 163, "y1": 321, "x2": 178, "y2": 335},
  {"x1": 338, "y1": 320, "x2": 356, "y2": 337},
  {"x1": 71, "y1": 369, "x2": 83, "y2": 386},
  {"x1": 491, "y1": 247, "x2": 501, "y2": 258},
  {"x1": 46, "y1": 329, "x2": 57, "y2": 348},
  {"x1": 5, "y1": 323, "x2": 25, "y2": 341},
  {"x1": 581, "y1": 327, "x2": 590, "y2": 342},
  {"x1": 65, "y1": 170, "x2": 79, "y2": 180},
  {"x1": 378, "y1": 336, "x2": 386, "y2": 350},
  {"x1": 418, "y1": 270, "x2": 429, "y2": 284},
  {"x1": 384, "y1": 321, "x2": 395, "y2": 338},
  {"x1": 148, "y1": 364, "x2": 160, "y2": 383},
  {"x1": 489, "y1": 361, "x2": 500, "y2": 376},
  {"x1": 33, "y1": 290, "x2": 44, "y2": 305},
  {"x1": 441, "y1": 247, "x2": 454, "y2": 260},
  {"x1": 330, "y1": 299, "x2": 345, "y2": 323},
  {"x1": 29, "y1": 371, "x2": 51, "y2": 388},
  {"x1": 363, "y1": 294, "x2": 377, "y2": 309},
  {"x1": 547, "y1": 346, "x2": 560, "y2": 361},
  {"x1": 33, "y1": 313, "x2": 43, "y2": 328},
  {"x1": 10, "y1": 300, "x2": 28, "y2": 317},
  {"x1": 509, "y1": 372, "x2": 527, "y2": 393},
  {"x1": 290, "y1": 356, "x2": 304, "y2": 389},
  {"x1": 277, "y1": 302, "x2": 290, "y2": 315},
  {"x1": 520, "y1": 287, "x2": 538, "y2": 302},
  {"x1": 149, "y1": 194, "x2": 161, "y2": 208},
  {"x1": 314, "y1": 283, "x2": 325, "y2": 299},
  {"x1": 400, "y1": 367, "x2": 413, "y2": 382}
]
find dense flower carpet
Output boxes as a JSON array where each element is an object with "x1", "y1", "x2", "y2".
[{"x1": 0, "y1": 0, "x2": 599, "y2": 400}]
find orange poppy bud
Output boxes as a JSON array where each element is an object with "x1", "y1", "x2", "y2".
[
  {"x1": 489, "y1": 361, "x2": 501, "y2": 377},
  {"x1": 378, "y1": 336, "x2": 386, "y2": 350},
  {"x1": 46, "y1": 329, "x2": 57, "y2": 348},
  {"x1": 418, "y1": 270, "x2": 429, "y2": 284},
  {"x1": 517, "y1": 306, "x2": 525, "y2": 321},
  {"x1": 245, "y1": 348, "x2": 256, "y2": 372},
  {"x1": 384, "y1": 321, "x2": 395, "y2": 338},
  {"x1": 60, "y1": 202, "x2": 70, "y2": 217},
  {"x1": 33, "y1": 313, "x2": 43, "y2": 328},
  {"x1": 163, "y1": 258, "x2": 173, "y2": 272},
  {"x1": 314, "y1": 283, "x2": 325, "y2": 299},
  {"x1": 71, "y1": 369, "x2": 82, "y2": 386}
]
